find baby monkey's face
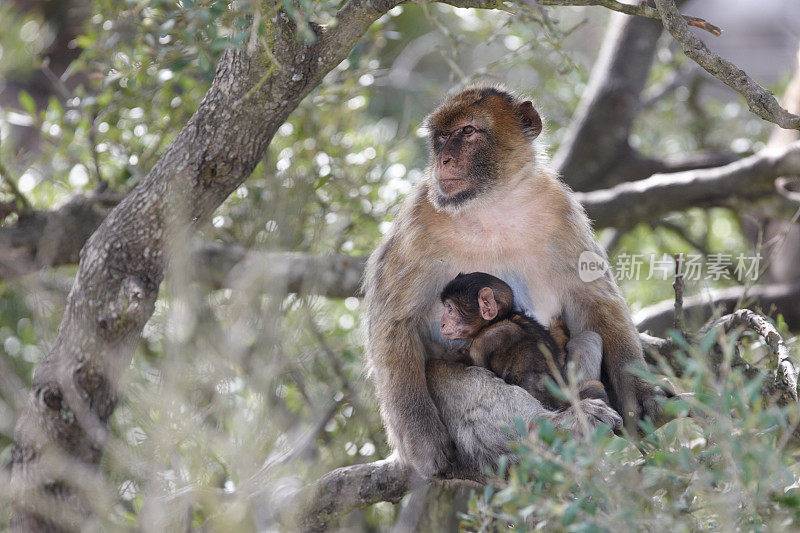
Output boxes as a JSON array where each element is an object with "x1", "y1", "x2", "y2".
[{"x1": 440, "y1": 298, "x2": 481, "y2": 340}]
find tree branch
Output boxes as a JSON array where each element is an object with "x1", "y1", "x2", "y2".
[
  {"x1": 654, "y1": 0, "x2": 800, "y2": 130},
  {"x1": 298, "y1": 458, "x2": 412, "y2": 531},
  {"x1": 0, "y1": 193, "x2": 120, "y2": 279},
  {"x1": 551, "y1": 5, "x2": 733, "y2": 192},
  {"x1": 5, "y1": 141, "x2": 800, "y2": 295},
  {"x1": 700, "y1": 309, "x2": 798, "y2": 402},
  {"x1": 536, "y1": 0, "x2": 721, "y2": 36},
  {"x1": 8, "y1": 0, "x2": 409, "y2": 526},
  {"x1": 635, "y1": 280, "x2": 800, "y2": 336},
  {"x1": 577, "y1": 140, "x2": 800, "y2": 229},
  {"x1": 553, "y1": 12, "x2": 666, "y2": 191},
  {"x1": 197, "y1": 245, "x2": 366, "y2": 298}
]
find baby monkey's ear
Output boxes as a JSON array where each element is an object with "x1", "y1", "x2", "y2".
[{"x1": 477, "y1": 287, "x2": 498, "y2": 321}]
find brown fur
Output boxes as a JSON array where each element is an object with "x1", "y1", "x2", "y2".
[
  {"x1": 441, "y1": 272, "x2": 609, "y2": 410},
  {"x1": 468, "y1": 313, "x2": 568, "y2": 410},
  {"x1": 364, "y1": 84, "x2": 656, "y2": 479}
]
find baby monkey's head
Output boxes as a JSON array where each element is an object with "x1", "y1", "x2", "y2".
[{"x1": 439, "y1": 272, "x2": 515, "y2": 340}]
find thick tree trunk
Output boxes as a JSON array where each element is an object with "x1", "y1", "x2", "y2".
[{"x1": 7, "y1": 1, "x2": 401, "y2": 527}]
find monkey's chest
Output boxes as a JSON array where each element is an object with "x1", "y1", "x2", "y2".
[{"x1": 444, "y1": 253, "x2": 563, "y2": 326}]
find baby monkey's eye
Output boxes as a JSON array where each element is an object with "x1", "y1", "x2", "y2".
[{"x1": 462, "y1": 125, "x2": 476, "y2": 135}]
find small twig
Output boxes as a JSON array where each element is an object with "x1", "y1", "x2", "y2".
[
  {"x1": 673, "y1": 253, "x2": 684, "y2": 334},
  {"x1": 533, "y1": 0, "x2": 723, "y2": 36},
  {"x1": 641, "y1": 63, "x2": 698, "y2": 109},
  {"x1": 0, "y1": 155, "x2": 33, "y2": 214},
  {"x1": 88, "y1": 108, "x2": 108, "y2": 191},
  {"x1": 654, "y1": 0, "x2": 800, "y2": 130}
]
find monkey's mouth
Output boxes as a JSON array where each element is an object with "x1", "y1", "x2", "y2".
[{"x1": 438, "y1": 178, "x2": 468, "y2": 195}]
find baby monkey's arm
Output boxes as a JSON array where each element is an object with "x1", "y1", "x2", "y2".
[{"x1": 469, "y1": 321, "x2": 523, "y2": 368}]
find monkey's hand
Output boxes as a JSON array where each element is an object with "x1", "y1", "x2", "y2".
[
  {"x1": 614, "y1": 371, "x2": 666, "y2": 435},
  {"x1": 550, "y1": 398, "x2": 623, "y2": 438},
  {"x1": 399, "y1": 405, "x2": 457, "y2": 479}
]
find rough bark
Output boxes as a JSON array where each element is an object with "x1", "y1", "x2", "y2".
[
  {"x1": 8, "y1": 0, "x2": 411, "y2": 527},
  {"x1": 298, "y1": 458, "x2": 413, "y2": 531}
]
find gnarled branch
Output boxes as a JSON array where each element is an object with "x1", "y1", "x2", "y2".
[
  {"x1": 536, "y1": 0, "x2": 721, "y2": 36},
  {"x1": 700, "y1": 309, "x2": 798, "y2": 402},
  {"x1": 654, "y1": 0, "x2": 800, "y2": 130}
]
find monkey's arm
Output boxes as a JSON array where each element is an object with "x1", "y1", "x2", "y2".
[
  {"x1": 366, "y1": 318, "x2": 456, "y2": 479},
  {"x1": 565, "y1": 276, "x2": 661, "y2": 432},
  {"x1": 564, "y1": 331, "x2": 610, "y2": 403},
  {"x1": 469, "y1": 321, "x2": 523, "y2": 369},
  {"x1": 363, "y1": 223, "x2": 456, "y2": 479},
  {"x1": 441, "y1": 345, "x2": 473, "y2": 366}
]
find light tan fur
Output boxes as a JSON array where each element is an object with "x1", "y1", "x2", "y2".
[{"x1": 363, "y1": 85, "x2": 656, "y2": 479}]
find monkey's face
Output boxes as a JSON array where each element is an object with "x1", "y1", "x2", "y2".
[
  {"x1": 440, "y1": 298, "x2": 482, "y2": 340},
  {"x1": 425, "y1": 86, "x2": 542, "y2": 210},
  {"x1": 431, "y1": 119, "x2": 495, "y2": 204}
]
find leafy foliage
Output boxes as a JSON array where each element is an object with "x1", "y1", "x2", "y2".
[
  {"x1": 1, "y1": 0, "x2": 798, "y2": 530},
  {"x1": 464, "y1": 331, "x2": 800, "y2": 531}
]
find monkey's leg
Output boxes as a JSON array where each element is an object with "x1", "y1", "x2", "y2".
[
  {"x1": 564, "y1": 330, "x2": 602, "y2": 384},
  {"x1": 565, "y1": 284, "x2": 663, "y2": 433},
  {"x1": 425, "y1": 360, "x2": 622, "y2": 479}
]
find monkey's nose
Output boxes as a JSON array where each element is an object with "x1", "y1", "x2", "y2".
[{"x1": 442, "y1": 156, "x2": 452, "y2": 165}]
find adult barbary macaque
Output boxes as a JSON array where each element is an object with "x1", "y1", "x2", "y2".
[
  {"x1": 364, "y1": 85, "x2": 661, "y2": 479},
  {"x1": 439, "y1": 272, "x2": 611, "y2": 409}
]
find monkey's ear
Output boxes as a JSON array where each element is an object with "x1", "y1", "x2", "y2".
[
  {"x1": 518, "y1": 101, "x2": 542, "y2": 140},
  {"x1": 477, "y1": 287, "x2": 498, "y2": 321}
]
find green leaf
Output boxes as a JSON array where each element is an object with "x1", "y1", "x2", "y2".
[{"x1": 18, "y1": 91, "x2": 36, "y2": 115}]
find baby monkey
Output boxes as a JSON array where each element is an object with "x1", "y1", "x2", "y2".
[{"x1": 440, "y1": 272, "x2": 608, "y2": 410}]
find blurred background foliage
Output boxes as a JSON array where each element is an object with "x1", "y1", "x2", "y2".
[{"x1": 1, "y1": 0, "x2": 799, "y2": 529}]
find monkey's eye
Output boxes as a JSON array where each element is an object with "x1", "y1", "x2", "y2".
[
  {"x1": 462, "y1": 125, "x2": 476, "y2": 135},
  {"x1": 436, "y1": 132, "x2": 449, "y2": 141}
]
